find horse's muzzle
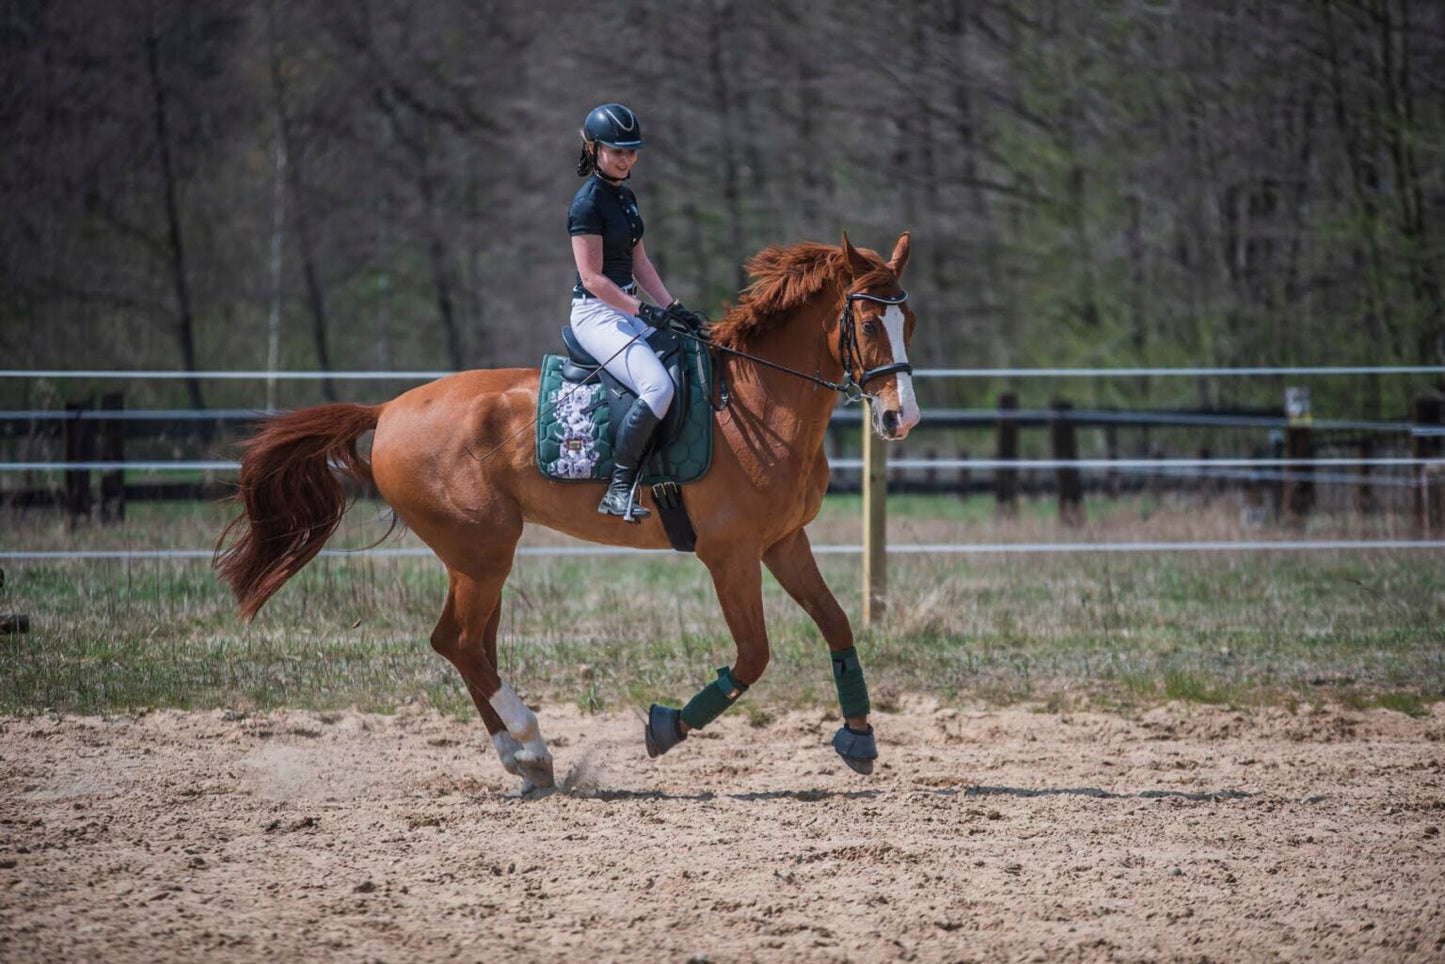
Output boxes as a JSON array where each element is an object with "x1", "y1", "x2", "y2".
[{"x1": 875, "y1": 407, "x2": 914, "y2": 441}]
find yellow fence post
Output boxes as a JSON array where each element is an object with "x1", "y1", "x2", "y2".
[{"x1": 862, "y1": 399, "x2": 887, "y2": 626}]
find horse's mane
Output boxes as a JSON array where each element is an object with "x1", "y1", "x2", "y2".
[{"x1": 711, "y1": 241, "x2": 896, "y2": 348}]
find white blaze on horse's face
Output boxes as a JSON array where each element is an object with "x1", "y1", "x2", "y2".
[{"x1": 881, "y1": 304, "x2": 921, "y2": 438}]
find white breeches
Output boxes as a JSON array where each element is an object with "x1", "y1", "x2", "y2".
[{"x1": 569, "y1": 299, "x2": 675, "y2": 418}]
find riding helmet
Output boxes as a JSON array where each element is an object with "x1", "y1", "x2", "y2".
[{"x1": 582, "y1": 103, "x2": 643, "y2": 149}]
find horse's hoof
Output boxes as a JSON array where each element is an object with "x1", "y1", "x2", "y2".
[
  {"x1": 492, "y1": 732, "x2": 526, "y2": 778},
  {"x1": 645, "y1": 704, "x2": 686, "y2": 758},
  {"x1": 515, "y1": 749, "x2": 555, "y2": 790},
  {"x1": 832, "y1": 724, "x2": 877, "y2": 775}
]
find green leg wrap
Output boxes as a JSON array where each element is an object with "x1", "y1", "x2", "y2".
[
  {"x1": 832, "y1": 646, "x2": 871, "y2": 719},
  {"x1": 680, "y1": 666, "x2": 749, "y2": 730}
]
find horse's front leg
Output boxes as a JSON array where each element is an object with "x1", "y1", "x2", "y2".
[
  {"x1": 644, "y1": 549, "x2": 769, "y2": 758},
  {"x1": 763, "y1": 528, "x2": 877, "y2": 775}
]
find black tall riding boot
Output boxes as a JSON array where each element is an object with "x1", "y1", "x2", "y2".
[{"x1": 599, "y1": 398, "x2": 662, "y2": 521}]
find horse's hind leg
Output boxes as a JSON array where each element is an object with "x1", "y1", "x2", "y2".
[
  {"x1": 429, "y1": 582, "x2": 520, "y2": 776},
  {"x1": 763, "y1": 528, "x2": 877, "y2": 774},
  {"x1": 431, "y1": 563, "x2": 555, "y2": 793}
]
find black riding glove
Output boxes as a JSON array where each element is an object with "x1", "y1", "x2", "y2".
[
  {"x1": 636, "y1": 302, "x2": 670, "y2": 329},
  {"x1": 665, "y1": 300, "x2": 710, "y2": 334}
]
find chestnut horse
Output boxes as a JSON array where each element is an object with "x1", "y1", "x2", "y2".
[{"x1": 216, "y1": 232, "x2": 919, "y2": 794}]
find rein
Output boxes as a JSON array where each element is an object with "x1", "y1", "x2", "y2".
[{"x1": 682, "y1": 288, "x2": 911, "y2": 406}]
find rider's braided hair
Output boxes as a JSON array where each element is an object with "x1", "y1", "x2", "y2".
[{"x1": 576, "y1": 132, "x2": 598, "y2": 177}]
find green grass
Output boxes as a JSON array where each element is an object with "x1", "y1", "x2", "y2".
[{"x1": 1, "y1": 496, "x2": 1442, "y2": 716}]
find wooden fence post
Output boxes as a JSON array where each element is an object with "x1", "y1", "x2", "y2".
[
  {"x1": 827, "y1": 418, "x2": 845, "y2": 492},
  {"x1": 64, "y1": 398, "x2": 94, "y2": 523},
  {"x1": 1283, "y1": 387, "x2": 1314, "y2": 524},
  {"x1": 1264, "y1": 434, "x2": 1282, "y2": 518},
  {"x1": 99, "y1": 392, "x2": 125, "y2": 523},
  {"x1": 0, "y1": 567, "x2": 26, "y2": 635},
  {"x1": 1050, "y1": 399, "x2": 1083, "y2": 525},
  {"x1": 995, "y1": 392, "x2": 1018, "y2": 516},
  {"x1": 1355, "y1": 438, "x2": 1377, "y2": 515},
  {"x1": 1104, "y1": 423, "x2": 1120, "y2": 499},
  {"x1": 1241, "y1": 447, "x2": 1268, "y2": 528},
  {"x1": 1413, "y1": 395, "x2": 1443, "y2": 533},
  {"x1": 862, "y1": 399, "x2": 887, "y2": 627}
]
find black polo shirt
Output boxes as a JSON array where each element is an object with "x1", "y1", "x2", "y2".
[{"x1": 568, "y1": 174, "x2": 644, "y2": 297}]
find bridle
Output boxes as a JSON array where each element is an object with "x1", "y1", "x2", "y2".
[
  {"x1": 835, "y1": 289, "x2": 912, "y2": 403},
  {"x1": 687, "y1": 287, "x2": 912, "y2": 407}
]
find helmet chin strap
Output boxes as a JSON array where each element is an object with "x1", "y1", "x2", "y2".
[{"x1": 596, "y1": 169, "x2": 632, "y2": 183}]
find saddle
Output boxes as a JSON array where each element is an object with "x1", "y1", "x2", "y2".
[
  {"x1": 558, "y1": 326, "x2": 691, "y2": 451},
  {"x1": 535, "y1": 325, "x2": 716, "y2": 551}
]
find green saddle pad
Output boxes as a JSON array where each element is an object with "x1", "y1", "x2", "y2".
[{"x1": 535, "y1": 337, "x2": 713, "y2": 485}]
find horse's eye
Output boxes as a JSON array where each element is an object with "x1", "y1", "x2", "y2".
[{"x1": 862, "y1": 322, "x2": 877, "y2": 335}]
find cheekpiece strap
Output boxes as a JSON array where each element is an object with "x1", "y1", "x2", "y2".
[{"x1": 838, "y1": 288, "x2": 912, "y2": 397}]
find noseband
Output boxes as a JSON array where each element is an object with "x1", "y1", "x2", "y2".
[{"x1": 837, "y1": 289, "x2": 912, "y2": 403}]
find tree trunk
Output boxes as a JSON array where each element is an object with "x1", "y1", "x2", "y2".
[
  {"x1": 144, "y1": 1, "x2": 204, "y2": 410},
  {"x1": 948, "y1": 1, "x2": 1008, "y2": 348},
  {"x1": 1380, "y1": 0, "x2": 1442, "y2": 362},
  {"x1": 268, "y1": 8, "x2": 337, "y2": 401},
  {"x1": 418, "y1": 171, "x2": 465, "y2": 371},
  {"x1": 708, "y1": 0, "x2": 746, "y2": 292},
  {"x1": 1325, "y1": 0, "x2": 1394, "y2": 395},
  {"x1": 265, "y1": 136, "x2": 286, "y2": 411}
]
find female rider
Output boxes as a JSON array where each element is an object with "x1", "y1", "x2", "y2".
[{"x1": 568, "y1": 103, "x2": 703, "y2": 521}]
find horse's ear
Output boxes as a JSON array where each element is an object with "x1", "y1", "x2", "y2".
[
  {"x1": 840, "y1": 231, "x2": 872, "y2": 280},
  {"x1": 888, "y1": 232, "x2": 911, "y2": 278}
]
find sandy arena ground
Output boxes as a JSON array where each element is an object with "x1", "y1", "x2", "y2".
[{"x1": 1, "y1": 701, "x2": 1442, "y2": 963}]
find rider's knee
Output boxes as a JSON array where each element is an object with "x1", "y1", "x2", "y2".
[{"x1": 643, "y1": 378, "x2": 674, "y2": 418}]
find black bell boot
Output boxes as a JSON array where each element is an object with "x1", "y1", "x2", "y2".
[{"x1": 598, "y1": 398, "x2": 662, "y2": 521}]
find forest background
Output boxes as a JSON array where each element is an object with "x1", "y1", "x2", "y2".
[{"x1": 2, "y1": 0, "x2": 1441, "y2": 417}]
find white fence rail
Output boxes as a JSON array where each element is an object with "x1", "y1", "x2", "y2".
[
  {"x1": 3, "y1": 540, "x2": 1444, "y2": 562},
  {"x1": 4, "y1": 366, "x2": 1440, "y2": 615},
  {"x1": 1, "y1": 456, "x2": 1437, "y2": 474},
  {"x1": 3, "y1": 405, "x2": 1434, "y2": 434},
  {"x1": 4, "y1": 365, "x2": 1443, "y2": 380}
]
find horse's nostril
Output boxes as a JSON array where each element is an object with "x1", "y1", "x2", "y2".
[{"x1": 882, "y1": 410, "x2": 900, "y2": 434}]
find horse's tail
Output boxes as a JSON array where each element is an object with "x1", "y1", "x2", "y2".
[{"x1": 214, "y1": 403, "x2": 381, "y2": 619}]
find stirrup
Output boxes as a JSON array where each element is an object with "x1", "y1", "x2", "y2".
[
  {"x1": 622, "y1": 478, "x2": 646, "y2": 523},
  {"x1": 599, "y1": 478, "x2": 650, "y2": 522}
]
